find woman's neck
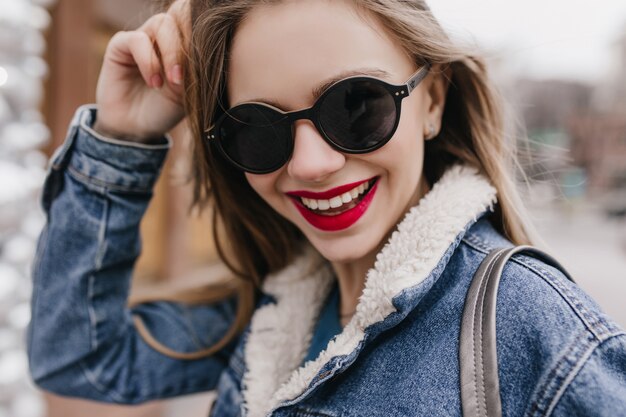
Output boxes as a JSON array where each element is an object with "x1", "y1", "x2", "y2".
[
  {"x1": 331, "y1": 249, "x2": 378, "y2": 323},
  {"x1": 330, "y1": 176, "x2": 431, "y2": 325}
]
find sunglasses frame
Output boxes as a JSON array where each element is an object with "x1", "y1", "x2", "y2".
[{"x1": 206, "y1": 63, "x2": 431, "y2": 174}]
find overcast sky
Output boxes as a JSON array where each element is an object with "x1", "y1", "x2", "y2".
[{"x1": 428, "y1": 0, "x2": 626, "y2": 83}]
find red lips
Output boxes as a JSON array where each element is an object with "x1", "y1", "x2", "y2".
[{"x1": 287, "y1": 177, "x2": 379, "y2": 232}]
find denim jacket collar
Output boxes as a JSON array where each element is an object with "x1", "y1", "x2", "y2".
[{"x1": 242, "y1": 165, "x2": 497, "y2": 417}]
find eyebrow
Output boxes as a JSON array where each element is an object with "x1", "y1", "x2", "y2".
[{"x1": 241, "y1": 67, "x2": 393, "y2": 110}]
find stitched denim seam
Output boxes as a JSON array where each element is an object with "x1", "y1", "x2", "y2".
[
  {"x1": 525, "y1": 330, "x2": 625, "y2": 417},
  {"x1": 276, "y1": 360, "x2": 346, "y2": 414},
  {"x1": 547, "y1": 333, "x2": 626, "y2": 417},
  {"x1": 87, "y1": 197, "x2": 110, "y2": 351},
  {"x1": 78, "y1": 360, "x2": 126, "y2": 403},
  {"x1": 462, "y1": 234, "x2": 494, "y2": 255},
  {"x1": 67, "y1": 164, "x2": 155, "y2": 195},
  {"x1": 514, "y1": 259, "x2": 612, "y2": 340},
  {"x1": 291, "y1": 408, "x2": 335, "y2": 417},
  {"x1": 464, "y1": 234, "x2": 612, "y2": 341},
  {"x1": 50, "y1": 124, "x2": 79, "y2": 171},
  {"x1": 78, "y1": 106, "x2": 171, "y2": 151},
  {"x1": 27, "y1": 226, "x2": 50, "y2": 367},
  {"x1": 78, "y1": 359, "x2": 212, "y2": 404},
  {"x1": 525, "y1": 328, "x2": 595, "y2": 417},
  {"x1": 461, "y1": 235, "x2": 623, "y2": 416}
]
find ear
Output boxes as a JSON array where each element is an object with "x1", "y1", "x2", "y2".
[{"x1": 422, "y1": 64, "x2": 452, "y2": 140}]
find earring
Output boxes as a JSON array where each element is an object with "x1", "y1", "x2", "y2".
[{"x1": 425, "y1": 124, "x2": 436, "y2": 140}]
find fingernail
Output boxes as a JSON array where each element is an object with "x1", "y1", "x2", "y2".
[
  {"x1": 172, "y1": 65, "x2": 183, "y2": 85},
  {"x1": 151, "y1": 74, "x2": 163, "y2": 89}
]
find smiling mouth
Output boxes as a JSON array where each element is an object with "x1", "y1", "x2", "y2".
[
  {"x1": 287, "y1": 177, "x2": 378, "y2": 216},
  {"x1": 287, "y1": 177, "x2": 380, "y2": 232},
  {"x1": 296, "y1": 178, "x2": 377, "y2": 216}
]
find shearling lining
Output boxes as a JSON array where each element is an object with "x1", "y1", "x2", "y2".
[{"x1": 241, "y1": 165, "x2": 497, "y2": 417}]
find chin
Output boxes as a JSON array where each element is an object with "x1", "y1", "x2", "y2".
[{"x1": 307, "y1": 232, "x2": 382, "y2": 265}]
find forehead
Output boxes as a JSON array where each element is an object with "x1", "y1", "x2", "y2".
[{"x1": 227, "y1": 0, "x2": 415, "y2": 109}]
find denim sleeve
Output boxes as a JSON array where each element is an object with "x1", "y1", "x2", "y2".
[
  {"x1": 27, "y1": 105, "x2": 238, "y2": 404},
  {"x1": 550, "y1": 334, "x2": 626, "y2": 417}
]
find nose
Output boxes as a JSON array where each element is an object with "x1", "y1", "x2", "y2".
[{"x1": 287, "y1": 121, "x2": 346, "y2": 182}]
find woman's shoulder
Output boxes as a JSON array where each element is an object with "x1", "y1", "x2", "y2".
[
  {"x1": 457, "y1": 217, "x2": 626, "y2": 416},
  {"x1": 459, "y1": 216, "x2": 623, "y2": 341}
]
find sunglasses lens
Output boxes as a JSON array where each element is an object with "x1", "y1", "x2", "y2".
[
  {"x1": 219, "y1": 104, "x2": 291, "y2": 173},
  {"x1": 319, "y1": 79, "x2": 397, "y2": 151}
]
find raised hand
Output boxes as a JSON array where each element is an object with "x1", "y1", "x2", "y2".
[{"x1": 93, "y1": 0, "x2": 191, "y2": 143}]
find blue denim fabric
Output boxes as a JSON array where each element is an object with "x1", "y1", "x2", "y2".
[
  {"x1": 28, "y1": 106, "x2": 240, "y2": 403},
  {"x1": 29, "y1": 106, "x2": 626, "y2": 416}
]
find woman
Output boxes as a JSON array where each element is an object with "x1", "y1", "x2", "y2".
[{"x1": 28, "y1": 0, "x2": 626, "y2": 416}]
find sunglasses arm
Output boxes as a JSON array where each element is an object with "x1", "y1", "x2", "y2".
[{"x1": 406, "y1": 63, "x2": 431, "y2": 94}]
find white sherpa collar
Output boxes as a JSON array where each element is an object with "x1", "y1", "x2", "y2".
[{"x1": 242, "y1": 165, "x2": 497, "y2": 417}]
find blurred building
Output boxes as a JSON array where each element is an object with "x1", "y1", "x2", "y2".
[
  {"x1": 569, "y1": 26, "x2": 626, "y2": 197},
  {"x1": 511, "y1": 77, "x2": 592, "y2": 199},
  {"x1": 509, "y1": 27, "x2": 626, "y2": 202},
  {"x1": 568, "y1": 113, "x2": 626, "y2": 193},
  {"x1": 594, "y1": 26, "x2": 626, "y2": 114}
]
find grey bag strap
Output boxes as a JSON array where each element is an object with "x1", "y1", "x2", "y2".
[{"x1": 459, "y1": 245, "x2": 574, "y2": 417}]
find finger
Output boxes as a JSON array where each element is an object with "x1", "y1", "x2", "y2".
[
  {"x1": 140, "y1": 13, "x2": 184, "y2": 87},
  {"x1": 107, "y1": 30, "x2": 163, "y2": 89},
  {"x1": 167, "y1": 0, "x2": 191, "y2": 45}
]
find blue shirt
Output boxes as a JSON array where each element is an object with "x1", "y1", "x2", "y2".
[{"x1": 302, "y1": 281, "x2": 343, "y2": 365}]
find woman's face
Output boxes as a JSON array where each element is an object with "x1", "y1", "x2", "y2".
[{"x1": 228, "y1": 0, "x2": 441, "y2": 263}]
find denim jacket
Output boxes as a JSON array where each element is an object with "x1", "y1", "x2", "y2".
[{"x1": 28, "y1": 106, "x2": 626, "y2": 417}]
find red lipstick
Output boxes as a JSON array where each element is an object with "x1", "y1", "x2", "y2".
[{"x1": 287, "y1": 177, "x2": 379, "y2": 232}]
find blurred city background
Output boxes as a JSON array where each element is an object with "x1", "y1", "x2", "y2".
[{"x1": 0, "y1": 0, "x2": 625, "y2": 416}]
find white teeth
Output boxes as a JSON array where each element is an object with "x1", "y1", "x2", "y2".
[
  {"x1": 329, "y1": 196, "x2": 343, "y2": 208},
  {"x1": 299, "y1": 179, "x2": 374, "y2": 211}
]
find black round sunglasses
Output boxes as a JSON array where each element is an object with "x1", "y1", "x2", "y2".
[{"x1": 206, "y1": 64, "x2": 431, "y2": 174}]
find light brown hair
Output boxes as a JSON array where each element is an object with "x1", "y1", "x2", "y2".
[{"x1": 136, "y1": 0, "x2": 534, "y2": 359}]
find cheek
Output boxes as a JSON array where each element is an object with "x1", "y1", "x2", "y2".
[
  {"x1": 245, "y1": 172, "x2": 284, "y2": 208},
  {"x1": 400, "y1": 91, "x2": 427, "y2": 139},
  {"x1": 394, "y1": 99, "x2": 426, "y2": 164},
  {"x1": 378, "y1": 113, "x2": 425, "y2": 171}
]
